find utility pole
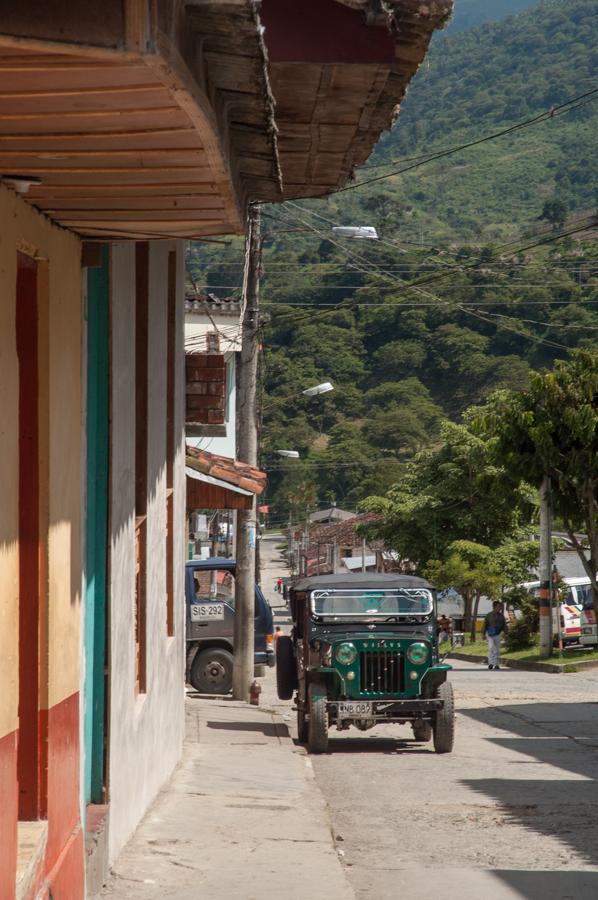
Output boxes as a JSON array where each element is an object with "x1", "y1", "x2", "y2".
[
  {"x1": 233, "y1": 203, "x2": 260, "y2": 701},
  {"x1": 539, "y1": 475, "x2": 553, "y2": 658}
]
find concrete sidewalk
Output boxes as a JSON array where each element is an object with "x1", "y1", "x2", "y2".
[{"x1": 100, "y1": 695, "x2": 353, "y2": 900}]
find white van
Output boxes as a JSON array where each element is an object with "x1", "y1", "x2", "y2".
[
  {"x1": 521, "y1": 579, "x2": 588, "y2": 646},
  {"x1": 574, "y1": 579, "x2": 598, "y2": 646}
]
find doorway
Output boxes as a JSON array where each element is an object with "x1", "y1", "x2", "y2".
[{"x1": 16, "y1": 250, "x2": 47, "y2": 820}]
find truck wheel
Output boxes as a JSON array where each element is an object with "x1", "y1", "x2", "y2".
[
  {"x1": 190, "y1": 647, "x2": 233, "y2": 695},
  {"x1": 307, "y1": 683, "x2": 329, "y2": 754},
  {"x1": 276, "y1": 636, "x2": 297, "y2": 700},
  {"x1": 433, "y1": 681, "x2": 455, "y2": 754},
  {"x1": 297, "y1": 706, "x2": 308, "y2": 743},
  {"x1": 412, "y1": 720, "x2": 432, "y2": 742}
]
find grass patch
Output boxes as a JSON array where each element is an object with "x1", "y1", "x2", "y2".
[{"x1": 450, "y1": 635, "x2": 598, "y2": 666}]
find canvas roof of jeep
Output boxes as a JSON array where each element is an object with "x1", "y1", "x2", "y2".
[{"x1": 291, "y1": 573, "x2": 434, "y2": 592}]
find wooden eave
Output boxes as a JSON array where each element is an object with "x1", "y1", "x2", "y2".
[
  {"x1": 0, "y1": 0, "x2": 281, "y2": 239},
  {"x1": 259, "y1": 0, "x2": 454, "y2": 200},
  {"x1": 0, "y1": 0, "x2": 452, "y2": 236}
]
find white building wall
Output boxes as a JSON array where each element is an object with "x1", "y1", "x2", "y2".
[{"x1": 108, "y1": 241, "x2": 186, "y2": 863}]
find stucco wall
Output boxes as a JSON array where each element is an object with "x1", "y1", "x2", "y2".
[
  {"x1": 0, "y1": 183, "x2": 83, "y2": 896},
  {"x1": 108, "y1": 241, "x2": 186, "y2": 863}
]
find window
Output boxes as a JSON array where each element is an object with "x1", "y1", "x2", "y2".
[
  {"x1": 166, "y1": 251, "x2": 176, "y2": 636},
  {"x1": 134, "y1": 243, "x2": 149, "y2": 693}
]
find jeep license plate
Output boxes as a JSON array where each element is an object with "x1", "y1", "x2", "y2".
[
  {"x1": 337, "y1": 701, "x2": 373, "y2": 717},
  {"x1": 190, "y1": 602, "x2": 225, "y2": 622}
]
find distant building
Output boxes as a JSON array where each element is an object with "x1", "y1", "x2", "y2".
[
  {"x1": 310, "y1": 507, "x2": 355, "y2": 526},
  {"x1": 185, "y1": 295, "x2": 242, "y2": 461}
]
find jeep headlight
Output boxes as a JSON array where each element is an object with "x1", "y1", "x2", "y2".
[
  {"x1": 335, "y1": 642, "x2": 357, "y2": 666},
  {"x1": 407, "y1": 642, "x2": 429, "y2": 665}
]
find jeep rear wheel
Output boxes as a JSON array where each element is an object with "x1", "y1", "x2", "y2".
[
  {"x1": 412, "y1": 720, "x2": 432, "y2": 742},
  {"x1": 276, "y1": 635, "x2": 297, "y2": 700},
  {"x1": 307, "y1": 683, "x2": 328, "y2": 754},
  {"x1": 190, "y1": 647, "x2": 233, "y2": 695},
  {"x1": 433, "y1": 681, "x2": 455, "y2": 754}
]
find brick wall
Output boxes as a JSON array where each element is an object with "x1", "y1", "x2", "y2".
[{"x1": 185, "y1": 353, "x2": 226, "y2": 425}]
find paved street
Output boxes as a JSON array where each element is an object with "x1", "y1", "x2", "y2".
[{"x1": 260, "y1": 534, "x2": 598, "y2": 900}]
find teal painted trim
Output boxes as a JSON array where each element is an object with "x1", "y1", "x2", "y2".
[{"x1": 83, "y1": 246, "x2": 110, "y2": 805}]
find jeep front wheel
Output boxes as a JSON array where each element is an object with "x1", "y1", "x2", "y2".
[
  {"x1": 307, "y1": 683, "x2": 329, "y2": 753},
  {"x1": 433, "y1": 681, "x2": 455, "y2": 754}
]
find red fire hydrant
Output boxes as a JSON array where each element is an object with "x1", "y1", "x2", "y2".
[{"x1": 249, "y1": 679, "x2": 262, "y2": 706}]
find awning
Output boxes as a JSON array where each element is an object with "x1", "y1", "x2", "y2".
[
  {"x1": 186, "y1": 448, "x2": 267, "y2": 511},
  {"x1": 186, "y1": 467, "x2": 253, "y2": 511}
]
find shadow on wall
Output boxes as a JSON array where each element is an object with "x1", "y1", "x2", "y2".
[{"x1": 459, "y1": 702, "x2": 598, "y2": 898}]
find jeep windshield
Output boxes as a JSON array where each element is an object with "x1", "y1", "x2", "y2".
[{"x1": 310, "y1": 588, "x2": 433, "y2": 620}]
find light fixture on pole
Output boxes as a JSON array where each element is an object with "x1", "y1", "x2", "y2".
[
  {"x1": 276, "y1": 450, "x2": 300, "y2": 458},
  {"x1": 332, "y1": 226, "x2": 378, "y2": 240},
  {"x1": 302, "y1": 382, "x2": 334, "y2": 397}
]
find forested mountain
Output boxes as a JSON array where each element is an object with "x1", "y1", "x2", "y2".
[
  {"x1": 446, "y1": 0, "x2": 540, "y2": 34},
  {"x1": 187, "y1": 0, "x2": 598, "y2": 524},
  {"x1": 331, "y1": 0, "x2": 598, "y2": 243}
]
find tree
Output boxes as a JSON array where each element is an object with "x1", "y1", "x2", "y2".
[
  {"x1": 539, "y1": 198, "x2": 568, "y2": 231},
  {"x1": 477, "y1": 350, "x2": 598, "y2": 618},
  {"x1": 361, "y1": 420, "x2": 527, "y2": 568},
  {"x1": 424, "y1": 541, "x2": 502, "y2": 637}
]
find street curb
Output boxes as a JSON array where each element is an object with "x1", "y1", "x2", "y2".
[{"x1": 449, "y1": 651, "x2": 598, "y2": 674}]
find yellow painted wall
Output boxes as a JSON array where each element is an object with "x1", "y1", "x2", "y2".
[{"x1": 0, "y1": 184, "x2": 82, "y2": 737}]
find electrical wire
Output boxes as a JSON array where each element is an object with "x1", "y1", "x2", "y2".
[
  {"x1": 264, "y1": 209, "x2": 598, "y2": 326},
  {"x1": 333, "y1": 87, "x2": 598, "y2": 194},
  {"x1": 358, "y1": 89, "x2": 598, "y2": 172}
]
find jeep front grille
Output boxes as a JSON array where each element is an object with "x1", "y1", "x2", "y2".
[{"x1": 359, "y1": 650, "x2": 403, "y2": 694}]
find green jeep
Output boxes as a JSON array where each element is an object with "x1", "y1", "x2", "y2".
[{"x1": 276, "y1": 573, "x2": 454, "y2": 754}]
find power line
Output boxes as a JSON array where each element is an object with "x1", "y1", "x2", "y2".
[
  {"x1": 265, "y1": 210, "x2": 598, "y2": 326},
  {"x1": 358, "y1": 90, "x2": 598, "y2": 172},
  {"x1": 333, "y1": 87, "x2": 598, "y2": 194}
]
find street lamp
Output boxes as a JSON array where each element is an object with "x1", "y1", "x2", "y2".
[
  {"x1": 276, "y1": 450, "x2": 300, "y2": 458},
  {"x1": 302, "y1": 382, "x2": 334, "y2": 397},
  {"x1": 332, "y1": 226, "x2": 378, "y2": 240}
]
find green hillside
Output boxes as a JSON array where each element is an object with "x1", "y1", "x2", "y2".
[
  {"x1": 187, "y1": 0, "x2": 598, "y2": 523},
  {"x1": 330, "y1": 0, "x2": 598, "y2": 243},
  {"x1": 446, "y1": 0, "x2": 541, "y2": 33}
]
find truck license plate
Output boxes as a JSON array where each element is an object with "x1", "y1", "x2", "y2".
[
  {"x1": 190, "y1": 602, "x2": 225, "y2": 622},
  {"x1": 337, "y1": 701, "x2": 373, "y2": 717}
]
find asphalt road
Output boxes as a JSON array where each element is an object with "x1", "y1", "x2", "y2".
[{"x1": 259, "y1": 535, "x2": 598, "y2": 900}]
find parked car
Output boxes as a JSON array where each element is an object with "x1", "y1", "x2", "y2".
[
  {"x1": 277, "y1": 573, "x2": 454, "y2": 754},
  {"x1": 185, "y1": 557, "x2": 274, "y2": 694}
]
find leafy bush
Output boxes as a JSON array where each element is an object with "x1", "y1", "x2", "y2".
[
  {"x1": 504, "y1": 619, "x2": 534, "y2": 652},
  {"x1": 504, "y1": 586, "x2": 538, "y2": 633}
]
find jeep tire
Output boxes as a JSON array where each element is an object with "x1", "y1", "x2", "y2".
[
  {"x1": 433, "y1": 680, "x2": 455, "y2": 753},
  {"x1": 307, "y1": 682, "x2": 329, "y2": 754},
  {"x1": 276, "y1": 635, "x2": 297, "y2": 700}
]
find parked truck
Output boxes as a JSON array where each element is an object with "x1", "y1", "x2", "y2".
[{"x1": 185, "y1": 557, "x2": 274, "y2": 693}]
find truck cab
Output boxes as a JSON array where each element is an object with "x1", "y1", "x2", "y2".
[{"x1": 185, "y1": 557, "x2": 274, "y2": 694}]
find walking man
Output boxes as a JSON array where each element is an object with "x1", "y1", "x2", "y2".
[{"x1": 483, "y1": 601, "x2": 508, "y2": 670}]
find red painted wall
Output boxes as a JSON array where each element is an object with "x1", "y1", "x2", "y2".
[{"x1": 0, "y1": 730, "x2": 18, "y2": 898}]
